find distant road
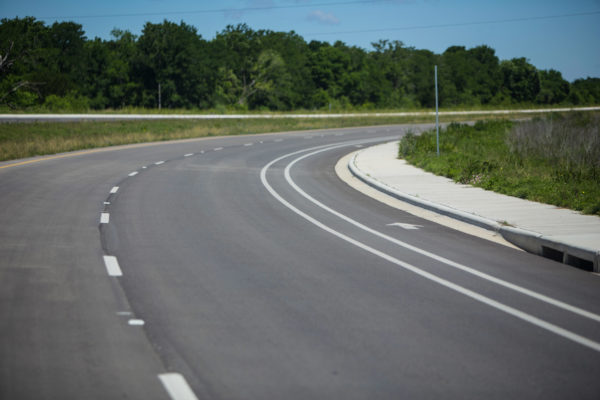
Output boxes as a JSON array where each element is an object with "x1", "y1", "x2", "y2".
[
  {"x1": 1, "y1": 124, "x2": 599, "y2": 399},
  {"x1": 1, "y1": 106, "x2": 599, "y2": 122}
]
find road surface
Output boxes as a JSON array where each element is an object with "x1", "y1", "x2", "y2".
[{"x1": 1, "y1": 124, "x2": 599, "y2": 399}]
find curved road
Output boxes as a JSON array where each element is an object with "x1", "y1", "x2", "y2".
[{"x1": 1, "y1": 125, "x2": 600, "y2": 399}]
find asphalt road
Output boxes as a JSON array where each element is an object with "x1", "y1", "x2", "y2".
[{"x1": 1, "y1": 124, "x2": 600, "y2": 399}]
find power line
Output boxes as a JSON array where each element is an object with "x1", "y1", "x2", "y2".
[
  {"x1": 304, "y1": 10, "x2": 600, "y2": 36},
  {"x1": 37, "y1": 0, "x2": 384, "y2": 20}
]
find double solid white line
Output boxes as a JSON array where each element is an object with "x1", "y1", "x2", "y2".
[{"x1": 260, "y1": 141, "x2": 600, "y2": 352}]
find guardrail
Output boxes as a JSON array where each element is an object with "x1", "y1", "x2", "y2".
[{"x1": 1, "y1": 106, "x2": 599, "y2": 122}]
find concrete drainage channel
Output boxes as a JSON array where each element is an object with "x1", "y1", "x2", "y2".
[
  {"x1": 348, "y1": 152, "x2": 600, "y2": 273},
  {"x1": 499, "y1": 228, "x2": 597, "y2": 272}
]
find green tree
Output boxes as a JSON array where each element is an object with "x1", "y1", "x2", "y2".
[
  {"x1": 83, "y1": 30, "x2": 141, "y2": 109},
  {"x1": 440, "y1": 45, "x2": 501, "y2": 106},
  {"x1": 536, "y1": 69, "x2": 570, "y2": 104},
  {"x1": 244, "y1": 49, "x2": 291, "y2": 109},
  {"x1": 406, "y1": 49, "x2": 437, "y2": 108},
  {"x1": 568, "y1": 77, "x2": 600, "y2": 105},
  {"x1": 500, "y1": 58, "x2": 540, "y2": 103},
  {"x1": 0, "y1": 17, "x2": 48, "y2": 107},
  {"x1": 211, "y1": 24, "x2": 263, "y2": 108},
  {"x1": 259, "y1": 30, "x2": 312, "y2": 109},
  {"x1": 370, "y1": 40, "x2": 414, "y2": 108},
  {"x1": 136, "y1": 20, "x2": 209, "y2": 108}
]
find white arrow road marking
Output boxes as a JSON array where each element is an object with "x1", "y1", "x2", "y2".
[{"x1": 387, "y1": 222, "x2": 423, "y2": 230}]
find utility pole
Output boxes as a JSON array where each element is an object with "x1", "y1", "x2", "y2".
[
  {"x1": 435, "y1": 65, "x2": 439, "y2": 157},
  {"x1": 158, "y1": 82, "x2": 162, "y2": 110}
]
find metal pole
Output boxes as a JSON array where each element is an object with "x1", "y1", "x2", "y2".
[
  {"x1": 435, "y1": 65, "x2": 439, "y2": 157},
  {"x1": 435, "y1": 65, "x2": 440, "y2": 157},
  {"x1": 158, "y1": 82, "x2": 162, "y2": 110}
]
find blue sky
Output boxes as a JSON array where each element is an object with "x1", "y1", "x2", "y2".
[{"x1": 2, "y1": 0, "x2": 599, "y2": 81}]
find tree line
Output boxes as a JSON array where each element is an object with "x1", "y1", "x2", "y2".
[{"x1": 1, "y1": 17, "x2": 599, "y2": 111}]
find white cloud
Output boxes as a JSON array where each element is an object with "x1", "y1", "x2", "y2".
[{"x1": 307, "y1": 10, "x2": 340, "y2": 25}]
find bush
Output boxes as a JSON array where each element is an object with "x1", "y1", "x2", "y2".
[
  {"x1": 43, "y1": 92, "x2": 90, "y2": 112},
  {"x1": 397, "y1": 114, "x2": 600, "y2": 215}
]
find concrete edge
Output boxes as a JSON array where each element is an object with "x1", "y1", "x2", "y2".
[
  {"x1": 348, "y1": 146, "x2": 599, "y2": 273},
  {"x1": 348, "y1": 149, "x2": 503, "y2": 233}
]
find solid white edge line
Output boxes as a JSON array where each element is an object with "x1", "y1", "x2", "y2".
[
  {"x1": 260, "y1": 145, "x2": 600, "y2": 353},
  {"x1": 103, "y1": 255, "x2": 123, "y2": 277},
  {"x1": 284, "y1": 145, "x2": 600, "y2": 324},
  {"x1": 100, "y1": 213, "x2": 110, "y2": 224},
  {"x1": 110, "y1": 186, "x2": 119, "y2": 194},
  {"x1": 158, "y1": 373, "x2": 199, "y2": 400}
]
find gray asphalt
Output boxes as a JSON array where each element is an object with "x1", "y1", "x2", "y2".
[{"x1": 1, "y1": 125, "x2": 599, "y2": 399}]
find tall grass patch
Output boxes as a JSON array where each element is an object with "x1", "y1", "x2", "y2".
[
  {"x1": 398, "y1": 113, "x2": 600, "y2": 216},
  {"x1": 0, "y1": 112, "x2": 512, "y2": 162}
]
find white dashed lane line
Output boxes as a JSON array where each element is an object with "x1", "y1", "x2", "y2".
[
  {"x1": 102, "y1": 256, "x2": 123, "y2": 277},
  {"x1": 159, "y1": 373, "x2": 199, "y2": 400},
  {"x1": 116, "y1": 311, "x2": 132, "y2": 316},
  {"x1": 128, "y1": 171, "x2": 138, "y2": 177},
  {"x1": 214, "y1": 147, "x2": 223, "y2": 151},
  {"x1": 184, "y1": 153, "x2": 194, "y2": 157},
  {"x1": 100, "y1": 213, "x2": 110, "y2": 224},
  {"x1": 128, "y1": 319, "x2": 145, "y2": 326},
  {"x1": 243, "y1": 143, "x2": 253, "y2": 147},
  {"x1": 155, "y1": 161, "x2": 165, "y2": 165},
  {"x1": 110, "y1": 186, "x2": 119, "y2": 194}
]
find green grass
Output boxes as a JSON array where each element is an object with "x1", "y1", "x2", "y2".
[
  {"x1": 0, "y1": 116, "x2": 430, "y2": 161},
  {"x1": 398, "y1": 113, "x2": 600, "y2": 216},
  {"x1": 0, "y1": 111, "x2": 527, "y2": 162}
]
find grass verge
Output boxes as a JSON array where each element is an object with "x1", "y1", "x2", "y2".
[
  {"x1": 0, "y1": 112, "x2": 526, "y2": 162},
  {"x1": 398, "y1": 112, "x2": 600, "y2": 216}
]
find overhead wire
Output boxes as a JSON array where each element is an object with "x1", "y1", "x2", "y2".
[
  {"x1": 37, "y1": 0, "x2": 384, "y2": 20},
  {"x1": 305, "y1": 10, "x2": 600, "y2": 36}
]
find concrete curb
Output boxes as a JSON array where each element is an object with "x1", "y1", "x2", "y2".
[{"x1": 348, "y1": 148, "x2": 599, "y2": 272}]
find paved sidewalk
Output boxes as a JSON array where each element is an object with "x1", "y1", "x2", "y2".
[{"x1": 349, "y1": 141, "x2": 600, "y2": 272}]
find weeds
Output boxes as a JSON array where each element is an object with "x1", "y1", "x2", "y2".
[
  {"x1": 506, "y1": 113, "x2": 600, "y2": 181},
  {"x1": 398, "y1": 113, "x2": 600, "y2": 216},
  {"x1": 0, "y1": 112, "x2": 521, "y2": 163}
]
